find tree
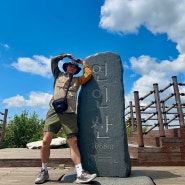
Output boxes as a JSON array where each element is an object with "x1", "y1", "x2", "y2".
[{"x1": 4, "y1": 110, "x2": 43, "y2": 148}]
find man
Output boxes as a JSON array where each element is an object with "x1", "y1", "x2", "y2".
[{"x1": 35, "y1": 53, "x2": 97, "y2": 184}]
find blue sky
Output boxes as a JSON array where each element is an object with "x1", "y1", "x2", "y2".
[{"x1": 0, "y1": 0, "x2": 185, "y2": 120}]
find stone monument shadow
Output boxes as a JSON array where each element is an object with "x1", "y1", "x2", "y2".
[{"x1": 77, "y1": 75, "x2": 102, "y2": 174}]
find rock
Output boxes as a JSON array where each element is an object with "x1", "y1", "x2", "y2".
[
  {"x1": 26, "y1": 137, "x2": 66, "y2": 149},
  {"x1": 77, "y1": 52, "x2": 131, "y2": 177}
]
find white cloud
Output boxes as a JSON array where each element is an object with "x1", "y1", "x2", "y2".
[
  {"x1": 0, "y1": 43, "x2": 10, "y2": 50},
  {"x1": 2, "y1": 92, "x2": 52, "y2": 108},
  {"x1": 100, "y1": 0, "x2": 185, "y2": 107},
  {"x1": 3, "y1": 43, "x2": 10, "y2": 49},
  {"x1": 130, "y1": 54, "x2": 185, "y2": 76},
  {"x1": 125, "y1": 54, "x2": 185, "y2": 106},
  {"x1": 100, "y1": 0, "x2": 185, "y2": 53},
  {"x1": 12, "y1": 55, "x2": 51, "y2": 78}
]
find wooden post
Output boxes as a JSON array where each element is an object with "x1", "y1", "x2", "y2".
[
  {"x1": 153, "y1": 83, "x2": 165, "y2": 137},
  {"x1": 0, "y1": 109, "x2": 8, "y2": 142},
  {"x1": 134, "y1": 91, "x2": 144, "y2": 147},
  {"x1": 172, "y1": 76, "x2": 184, "y2": 127},
  {"x1": 129, "y1": 101, "x2": 135, "y2": 132},
  {"x1": 161, "y1": 101, "x2": 168, "y2": 129}
]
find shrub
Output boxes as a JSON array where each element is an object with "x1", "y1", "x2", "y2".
[{"x1": 4, "y1": 110, "x2": 43, "y2": 148}]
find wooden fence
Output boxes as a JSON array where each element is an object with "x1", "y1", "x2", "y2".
[{"x1": 125, "y1": 76, "x2": 185, "y2": 147}]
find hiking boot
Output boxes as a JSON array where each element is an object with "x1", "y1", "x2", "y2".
[
  {"x1": 75, "y1": 171, "x2": 97, "y2": 184},
  {"x1": 35, "y1": 169, "x2": 49, "y2": 184}
]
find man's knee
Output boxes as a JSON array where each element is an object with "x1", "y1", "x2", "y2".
[
  {"x1": 42, "y1": 132, "x2": 53, "y2": 147},
  {"x1": 68, "y1": 136, "x2": 78, "y2": 146},
  {"x1": 42, "y1": 139, "x2": 51, "y2": 147}
]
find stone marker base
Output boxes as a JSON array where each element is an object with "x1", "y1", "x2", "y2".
[{"x1": 60, "y1": 170, "x2": 156, "y2": 185}]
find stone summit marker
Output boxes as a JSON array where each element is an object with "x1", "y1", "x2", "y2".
[
  {"x1": 77, "y1": 52, "x2": 131, "y2": 177},
  {"x1": 60, "y1": 52, "x2": 155, "y2": 185}
]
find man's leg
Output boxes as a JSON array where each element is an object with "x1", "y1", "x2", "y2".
[
  {"x1": 67, "y1": 136, "x2": 97, "y2": 184},
  {"x1": 67, "y1": 136, "x2": 81, "y2": 165},
  {"x1": 35, "y1": 131, "x2": 54, "y2": 184},
  {"x1": 41, "y1": 131, "x2": 54, "y2": 164}
]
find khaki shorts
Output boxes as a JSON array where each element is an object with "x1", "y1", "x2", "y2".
[{"x1": 44, "y1": 108, "x2": 78, "y2": 135}]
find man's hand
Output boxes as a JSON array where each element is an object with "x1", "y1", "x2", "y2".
[
  {"x1": 66, "y1": 54, "x2": 73, "y2": 59},
  {"x1": 76, "y1": 58, "x2": 83, "y2": 64}
]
